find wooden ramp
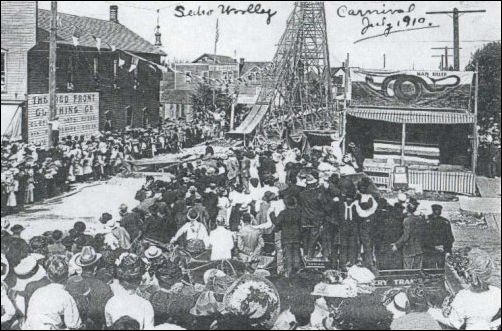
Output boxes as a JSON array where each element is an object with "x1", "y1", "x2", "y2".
[{"x1": 228, "y1": 103, "x2": 269, "y2": 135}]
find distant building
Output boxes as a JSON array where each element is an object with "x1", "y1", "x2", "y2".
[
  {"x1": 1, "y1": 2, "x2": 165, "y2": 145},
  {"x1": 237, "y1": 60, "x2": 270, "y2": 105},
  {"x1": 160, "y1": 54, "x2": 239, "y2": 121}
]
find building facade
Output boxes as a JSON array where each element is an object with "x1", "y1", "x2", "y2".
[{"x1": 1, "y1": 2, "x2": 164, "y2": 144}]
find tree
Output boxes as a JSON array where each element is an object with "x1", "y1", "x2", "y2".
[
  {"x1": 465, "y1": 42, "x2": 501, "y2": 146},
  {"x1": 191, "y1": 82, "x2": 233, "y2": 119},
  {"x1": 465, "y1": 42, "x2": 501, "y2": 176}
]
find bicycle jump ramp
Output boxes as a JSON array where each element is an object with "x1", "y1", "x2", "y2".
[{"x1": 228, "y1": 103, "x2": 270, "y2": 136}]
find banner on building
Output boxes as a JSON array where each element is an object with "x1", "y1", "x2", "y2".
[
  {"x1": 27, "y1": 92, "x2": 99, "y2": 146},
  {"x1": 349, "y1": 69, "x2": 475, "y2": 110}
]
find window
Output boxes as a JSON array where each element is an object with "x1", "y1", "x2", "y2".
[
  {"x1": 1, "y1": 51, "x2": 6, "y2": 93},
  {"x1": 222, "y1": 71, "x2": 228, "y2": 81},
  {"x1": 202, "y1": 71, "x2": 209, "y2": 79},
  {"x1": 255, "y1": 72, "x2": 261, "y2": 82},
  {"x1": 227, "y1": 71, "x2": 234, "y2": 82},
  {"x1": 185, "y1": 71, "x2": 191, "y2": 83},
  {"x1": 248, "y1": 73, "x2": 255, "y2": 82}
]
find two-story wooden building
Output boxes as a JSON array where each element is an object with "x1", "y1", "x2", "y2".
[{"x1": 1, "y1": 2, "x2": 165, "y2": 145}]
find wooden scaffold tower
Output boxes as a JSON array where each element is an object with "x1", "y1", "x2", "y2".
[{"x1": 237, "y1": 1, "x2": 336, "y2": 145}]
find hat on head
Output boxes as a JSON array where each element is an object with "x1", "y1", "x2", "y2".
[
  {"x1": 99, "y1": 212, "x2": 113, "y2": 224},
  {"x1": 187, "y1": 208, "x2": 199, "y2": 221},
  {"x1": 311, "y1": 282, "x2": 357, "y2": 298},
  {"x1": 431, "y1": 204, "x2": 443, "y2": 211},
  {"x1": 216, "y1": 216, "x2": 226, "y2": 226},
  {"x1": 10, "y1": 224, "x2": 25, "y2": 235},
  {"x1": 116, "y1": 253, "x2": 143, "y2": 283},
  {"x1": 306, "y1": 174, "x2": 318, "y2": 185},
  {"x1": 106, "y1": 219, "x2": 118, "y2": 229},
  {"x1": 75, "y1": 246, "x2": 102, "y2": 268},
  {"x1": 144, "y1": 246, "x2": 163, "y2": 259},
  {"x1": 45, "y1": 255, "x2": 69, "y2": 283},
  {"x1": 408, "y1": 197, "x2": 420, "y2": 207},
  {"x1": 14, "y1": 255, "x2": 38, "y2": 276},
  {"x1": 1, "y1": 254, "x2": 9, "y2": 282}
]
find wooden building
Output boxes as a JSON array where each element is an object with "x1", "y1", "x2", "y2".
[{"x1": 1, "y1": 2, "x2": 165, "y2": 144}]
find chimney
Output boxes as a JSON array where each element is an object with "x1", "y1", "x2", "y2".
[{"x1": 110, "y1": 5, "x2": 118, "y2": 23}]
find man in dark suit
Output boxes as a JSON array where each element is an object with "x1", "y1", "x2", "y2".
[
  {"x1": 392, "y1": 198, "x2": 424, "y2": 269},
  {"x1": 422, "y1": 204, "x2": 455, "y2": 268}
]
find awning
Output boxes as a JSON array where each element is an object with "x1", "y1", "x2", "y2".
[{"x1": 347, "y1": 107, "x2": 475, "y2": 124}]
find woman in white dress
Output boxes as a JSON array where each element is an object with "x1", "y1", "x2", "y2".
[{"x1": 428, "y1": 248, "x2": 501, "y2": 330}]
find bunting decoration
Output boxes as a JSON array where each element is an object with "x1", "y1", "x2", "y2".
[
  {"x1": 118, "y1": 56, "x2": 125, "y2": 68},
  {"x1": 129, "y1": 57, "x2": 139, "y2": 72},
  {"x1": 92, "y1": 35, "x2": 102, "y2": 52}
]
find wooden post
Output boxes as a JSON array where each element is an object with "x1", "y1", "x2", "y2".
[
  {"x1": 230, "y1": 100, "x2": 235, "y2": 130},
  {"x1": 48, "y1": 1, "x2": 57, "y2": 147},
  {"x1": 401, "y1": 123, "x2": 406, "y2": 165},
  {"x1": 342, "y1": 53, "x2": 349, "y2": 152},
  {"x1": 472, "y1": 63, "x2": 479, "y2": 175}
]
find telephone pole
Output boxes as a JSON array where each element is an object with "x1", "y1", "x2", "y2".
[
  {"x1": 432, "y1": 54, "x2": 444, "y2": 70},
  {"x1": 48, "y1": 1, "x2": 58, "y2": 147},
  {"x1": 426, "y1": 8, "x2": 486, "y2": 70},
  {"x1": 431, "y1": 47, "x2": 457, "y2": 70}
]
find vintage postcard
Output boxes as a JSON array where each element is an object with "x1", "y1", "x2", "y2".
[{"x1": 1, "y1": 1, "x2": 500, "y2": 330}]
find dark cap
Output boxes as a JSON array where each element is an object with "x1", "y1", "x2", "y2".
[{"x1": 431, "y1": 204, "x2": 443, "y2": 211}]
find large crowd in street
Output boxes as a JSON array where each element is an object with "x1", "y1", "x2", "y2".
[
  {"x1": 1, "y1": 137, "x2": 500, "y2": 330},
  {"x1": 0, "y1": 117, "x2": 227, "y2": 216}
]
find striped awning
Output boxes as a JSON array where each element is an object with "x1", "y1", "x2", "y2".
[{"x1": 347, "y1": 108, "x2": 475, "y2": 124}]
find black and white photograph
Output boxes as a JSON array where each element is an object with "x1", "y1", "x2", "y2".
[{"x1": 1, "y1": 1, "x2": 500, "y2": 330}]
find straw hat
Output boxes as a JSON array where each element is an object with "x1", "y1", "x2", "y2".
[
  {"x1": 74, "y1": 246, "x2": 102, "y2": 267},
  {"x1": 144, "y1": 246, "x2": 163, "y2": 259}
]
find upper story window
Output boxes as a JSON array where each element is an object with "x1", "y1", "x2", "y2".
[
  {"x1": 185, "y1": 71, "x2": 192, "y2": 83},
  {"x1": 1, "y1": 50, "x2": 6, "y2": 93}
]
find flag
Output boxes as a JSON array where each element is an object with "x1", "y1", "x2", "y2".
[
  {"x1": 149, "y1": 63, "x2": 158, "y2": 72},
  {"x1": 118, "y1": 56, "x2": 125, "y2": 68},
  {"x1": 106, "y1": 42, "x2": 116, "y2": 52},
  {"x1": 92, "y1": 36, "x2": 101, "y2": 52},
  {"x1": 71, "y1": 27, "x2": 80, "y2": 47},
  {"x1": 129, "y1": 56, "x2": 139, "y2": 72},
  {"x1": 71, "y1": 36, "x2": 80, "y2": 47}
]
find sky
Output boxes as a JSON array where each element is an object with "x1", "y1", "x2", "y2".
[{"x1": 38, "y1": 1, "x2": 501, "y2": 70}]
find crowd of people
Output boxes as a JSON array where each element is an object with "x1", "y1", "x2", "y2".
[
  {"x1": 0, "y1": 120, "x2": 220, "y2": 216},
  {"x1": 1, "y1": 140, "x2": 500, "y2": 330}
]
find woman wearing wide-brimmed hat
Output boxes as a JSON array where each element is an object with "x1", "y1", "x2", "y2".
[{"x1": 428, "y1": 248, "x2": 501, "y2": 330}]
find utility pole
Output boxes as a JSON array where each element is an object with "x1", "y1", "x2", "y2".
[
  {"x1": 383, "y1": 53, "x2": 386, "y2": 69},
  {"x1": 426, "y1": 8, "x2": 486, "y2": 70},
  {"x1": 432, "y1": 54, "x2": 444, "y2": 70},
  {"x1": 431, "y1": 47, "x2": 457, "y2": 70},
  {"x1": 48, "y1": 1, "x2": 58, "y2": 147}
]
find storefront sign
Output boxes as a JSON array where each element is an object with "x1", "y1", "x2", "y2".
[
  {"x1": 350, "y1": 69, "x2": 475, "y2": 110},
  {"x1": 27, "y1": 92, "x2": 99, "y2": 146}
]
